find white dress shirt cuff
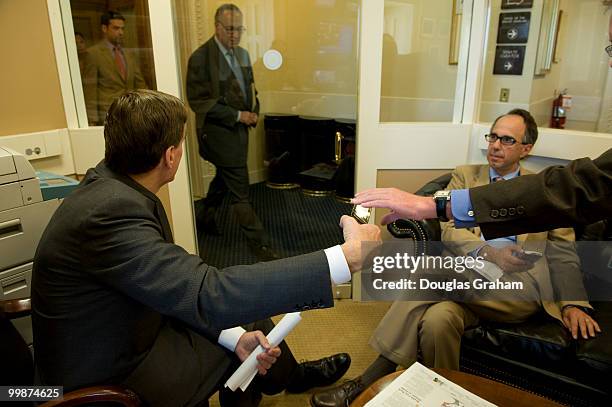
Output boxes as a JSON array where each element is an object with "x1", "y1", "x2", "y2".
[
  {"x1": 236, "y1": 110, "x2": 241, "y2": 122},
  {"x1": 218, "y1": 326, "x2": 246, "y2": 352},
  {"x1": 325, "y1": 245, "x2": 351, "y2": 285}
]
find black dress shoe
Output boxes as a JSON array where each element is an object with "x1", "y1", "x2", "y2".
[
  {"x1": 195, "y1": 206, "x2": 220, "y2": 236},
  {"x1": 251, "y1": 245, "x2": 281, "y2": 262},
  {"x1": 286, "y1": 353, "x2": 351, "y2": 394},
  {"x1": 310, "y1": 377, "x2": 364, "y2": 407}
]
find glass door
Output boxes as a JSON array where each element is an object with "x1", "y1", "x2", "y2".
[{"x1": 173, "y1": 0, "x2": 361, "y2": 265}]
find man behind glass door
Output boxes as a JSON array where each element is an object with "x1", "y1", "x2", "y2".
[
  {"x1": 82, "y1": 10, "x2": 148, "y2": 126},
  {"x1": 186, "y1": 3, "x2": 279, "y2": 261}
]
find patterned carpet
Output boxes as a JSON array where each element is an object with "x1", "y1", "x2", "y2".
[
  {"x1": 198, "y1": 182, "x2": 391, "y2": 406},
  {"x1": 210, "y1": 300, "x2": 391, "y2": 407},
  {"x1": 197, "y1": 182, "x2": 353, "y2": 268}
]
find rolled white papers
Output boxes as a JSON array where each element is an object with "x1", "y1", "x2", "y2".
[{"x1": 224, "y1": 312, "x2": 302, "y2": 392}]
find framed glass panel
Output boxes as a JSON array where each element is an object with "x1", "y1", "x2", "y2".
[
  {"x1": 479, "y1": 0, "x2": 612, "y2": 133},
  {"x1": 173, "y1": 0, "x2": 361, "y2": 253},
  {"x1": 380, "y1": 0, "x2": 464, "y2": 122},
  {"x1": 67, "y1": 0, "x2": 156, "y2": 126}
]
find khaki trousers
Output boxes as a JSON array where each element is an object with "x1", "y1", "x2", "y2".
[{"x1": 369, "y1": 260, "x2": 544, "y2": 370}]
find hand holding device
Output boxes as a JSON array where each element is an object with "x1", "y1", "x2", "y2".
[
  {"x1": 351, "y1": 204, "x2": 372, "y2": 224},
  {"x1": 516, "y1": 250, "x2": 543, "y2": 263}
]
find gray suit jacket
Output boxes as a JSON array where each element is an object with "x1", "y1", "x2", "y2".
[
  {"x1": 186, "y1": 37, "x2": 259, "y2": 167},
  {"x1": 32, "y1": 162, "x2": 332, "y2": 405}
]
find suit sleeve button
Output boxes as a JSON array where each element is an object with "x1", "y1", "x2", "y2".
[
  {"x1": 499, "y1": 208, "x2": 508, "y2": 217},
  {"x1": 517, "y1": 206, "x2": 525, "y2": 215},
  {"x1": 508, "y1": 207, "x2": 516, "y2": 216},
  {"x1": 490, "y1": 209, "x2": 499, "y2": 218}
]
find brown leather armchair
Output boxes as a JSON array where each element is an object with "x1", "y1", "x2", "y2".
[{"x1": 0, "y1": 298, "x2": 142, "y2": 407}]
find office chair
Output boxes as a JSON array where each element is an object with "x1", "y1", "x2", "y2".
[{"x1": 0, "y1": 298, "x2": 142, "y2": 406}]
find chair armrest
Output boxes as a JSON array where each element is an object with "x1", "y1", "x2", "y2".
[
  {"x1": 41, "y1": 386, "x2": 142, "y2": 407},
  {"x1": 386, "y1": 219, "x2": 442, "y2": 255},
  {"x1": 0, "y1": 298, "x2": 31, "y2": 319}
]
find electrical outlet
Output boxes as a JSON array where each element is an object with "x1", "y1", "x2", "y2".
[{"x1": 500, "y1": 88, "x2": 510, "y2": 103}]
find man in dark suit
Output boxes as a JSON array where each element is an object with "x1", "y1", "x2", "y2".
[
  {"x1": 32, "y1": 90, "x2": 380, "y2": 406},
  {"x1": 351, "y1": 147, "x2": 611, "y2": 237},
  {"x1": 186, "y1": 4, "x2": 276, "y2": 261},
  {"x1": 82, "y1": 11, "x2": 148, "y2": 125}
]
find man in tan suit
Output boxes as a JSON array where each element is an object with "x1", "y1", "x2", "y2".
[
  {"x1": 83, "y1": 11, "x2": 148, "y2": 125},
  {"x1": 312, "y1": 109, "x2": 601, "y2": 407}
]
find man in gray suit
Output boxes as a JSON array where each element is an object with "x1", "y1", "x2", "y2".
[
  {"x1": 186, "y1": 4, "x2": 276, "y2": 261},
  {"x1": 82, "y1": 11, "x2": 148, "y2": 125},
  {"x1": 32, "y1": 90, "x2": 380, "y2": 406}
]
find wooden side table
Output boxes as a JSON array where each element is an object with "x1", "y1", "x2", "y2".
[{"x1": 351, "y1": 368, "x2": 564, "y2": 407}]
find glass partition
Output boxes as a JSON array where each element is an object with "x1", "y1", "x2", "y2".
[
  {"x1": 68, "y1": 0, "x2": 156, "y2": 126},
  {"x1": 380, "y1": 0, "x2": 464, "y2": 122},
  {"x1": 479, "y1": 0, "x2": 612, "y2": 133},
  {"x1": 173, "y1": 0, "x2": 361, "y2": 254}
]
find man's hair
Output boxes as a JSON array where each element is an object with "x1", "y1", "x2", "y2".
[
  {"x1": 214, "y1": 3, "x2": 242, "y2": 22},
  {"x1": 491, "y1": 108, "x2": 538, "y2": 145},
  {"x1": 104, "y1": 90, "x2": 187, "y2": 175},
  {"x1": 101, "y1": 10, "x2": 125, "y2": 26}
]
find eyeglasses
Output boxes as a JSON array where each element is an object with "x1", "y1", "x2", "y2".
[
  {"x1": 216, "y1": 22, "x2": 246, "y2": 33},
  {"x1": 606, "y1": 44, "x2": 612, "y2": 58},
  {"x1": 484, "y1": 133, "x2": 528, "y2": 146}
]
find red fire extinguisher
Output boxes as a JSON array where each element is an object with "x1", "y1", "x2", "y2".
[{"x1": 551, "y1": 90, "x2": 572, "y2": 129}]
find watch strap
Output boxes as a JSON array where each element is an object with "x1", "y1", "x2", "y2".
[{"x1": 435, "y1": 196, "x2": 449, "y2": 222}]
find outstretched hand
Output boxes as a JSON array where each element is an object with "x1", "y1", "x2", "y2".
[
  {"x1": 352, "y1": 188, "x2": 436, "y2": 224},
  {"x1": 235, "y1": 331, "x2": 281, "y2": 376},
  {"x1": 339, "y1": 215, "x2": 381, "y2": 273}
]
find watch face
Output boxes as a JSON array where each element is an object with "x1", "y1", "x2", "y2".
[
  {"x1": 434, "y1": 190, "x2": 451, "y2": 200},
  {"x1": 351, "y1": 204, "x2": 372, "y2": 224}
]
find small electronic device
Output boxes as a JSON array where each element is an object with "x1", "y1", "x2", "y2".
[
  {"x1": 517, "y1": 250, "x2": 543, "y2": 263},
  {"x1": 351, "y1": 204, "x2": 372, "y2": 224}
]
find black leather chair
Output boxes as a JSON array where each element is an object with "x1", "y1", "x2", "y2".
[
  {"x1": 386, "y1": 174, "x2": 612, "y2": 407},
  {"x1": 0, "y1": 298, "x2": 142, "y2": 406}
]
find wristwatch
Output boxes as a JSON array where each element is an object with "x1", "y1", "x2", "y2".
[{"x1": 432, "y1": 190, "x2": 451, "y2": 222}]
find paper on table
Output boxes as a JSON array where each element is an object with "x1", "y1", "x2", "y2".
[
  {"x1": 365, "y1": 362, "x2": 497, "y2": 407},
  {"x1": 224, "y1": 312, "x2": 302, "y2": 392}
]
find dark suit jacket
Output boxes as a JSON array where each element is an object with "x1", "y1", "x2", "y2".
[
  {"x1": 32, "y1": 163, "x2": 332, "y2": 405},
  {"x1": 82, "y1": 41, "x2": 148, "y2": 125},
  {"x1": 470, "y1": 148, "x2": 612, "y2": 239},
  {"x1": 186, "y1": 37, "x2": 259, "y2": 167}
]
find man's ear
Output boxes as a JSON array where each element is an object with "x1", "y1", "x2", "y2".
[
  {"x1": 163, "y1": 145, "x2": 176, "y2": 169},
  {"x1": 520, "y1": 143, "x2": 533, "y2": 159}
]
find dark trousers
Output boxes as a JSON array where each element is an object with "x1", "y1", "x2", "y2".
[
  {"x1": 216, "y1": 319, "x2": 298, "y2": 406},
  {"x1": 123, "y1": 319, "x2": 297, "y2": 407},
  {"x1": 202, "y1": 165, "x2": 268, "y2": 246}
]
